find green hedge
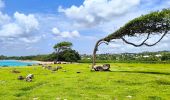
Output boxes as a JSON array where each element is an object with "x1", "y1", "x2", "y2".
[{"x1": 78, "y1": 60, "x2": 170, "y2": 64}]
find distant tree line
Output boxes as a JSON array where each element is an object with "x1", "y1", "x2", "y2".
[
  {"x1": 1, "y1": 51, "x2": 170, "y2": 63},
  {"x1": 0, "y1": 41, "x2": 81, "y2": 62},
  {"x1": 80, "y1": 51, "x2": 170, "y2": 63}
]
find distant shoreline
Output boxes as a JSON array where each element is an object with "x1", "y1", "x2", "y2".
[
  {"x1": 18, "y1": 60, "x2": 55, "y2": 65},
  {"x1": 0, "y1": 60, "x2": 55, "y2": 65}
]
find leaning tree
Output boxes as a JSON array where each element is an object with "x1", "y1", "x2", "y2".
[{"x1": 92, "y1": 9, "x2": 170, "y2": 69}]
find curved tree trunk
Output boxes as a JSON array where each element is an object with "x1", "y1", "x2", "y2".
[{"x1": 92, "y1": 39, "x2": 104, "y2": 69}]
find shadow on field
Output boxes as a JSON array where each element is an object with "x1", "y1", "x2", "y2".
[{"x1": 112, "y1": 71, "x2": 170, "y2": 75}]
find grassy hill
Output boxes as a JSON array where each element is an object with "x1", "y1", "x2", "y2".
[{"x1": 1, "y1": 63, "x2": 170, "y2": 100}]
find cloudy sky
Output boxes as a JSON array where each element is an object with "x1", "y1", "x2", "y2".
[{"x1": 0, "y1": 0, "x2": 170, "y2": 56}]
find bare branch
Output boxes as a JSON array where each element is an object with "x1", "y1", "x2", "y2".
[
  {"x1": 121, "y1": 33, "x2": 151, "y2": 47},
  {"x1": 98, "y1": 40, "x2": 116, "y2": 46},
  {"x1": 98, "y1": 41, "x2": 109, "y2": 46},
  {"x1": 144, "y1": 31, "x2": 168, "y2": 46}
]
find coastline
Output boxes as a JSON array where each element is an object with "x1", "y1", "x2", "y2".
[{"x1": 18, "y1": 60, "x2": 54, "y2": 65}]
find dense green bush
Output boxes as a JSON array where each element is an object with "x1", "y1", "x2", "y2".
[{"x1": 58, "y1": 49, "x2": 81, "y2": 62}]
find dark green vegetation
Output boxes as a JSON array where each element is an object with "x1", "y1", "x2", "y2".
[
  {"x1": 53, "y1": 41, "x2": 80, "y2": 62},
  {"x1": 57, "y1": 49, "x2": 81, "y2": 62},
  {"x1": 93, "y1": 9, "x2": 170, "y2": 67},
  {"x1": 1, "y1": 63, "x2": 170, "y2": 99},
  {"x1": 81, "y1": 51, "x2": 170, "y2": 63},
  {"x1": 1, "y1": 51, "x2": 170, "y2": 63}
]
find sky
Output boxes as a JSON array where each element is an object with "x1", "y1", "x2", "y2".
[{"x1": 0, "y1": 0, "x2": 170, "y2": 56}]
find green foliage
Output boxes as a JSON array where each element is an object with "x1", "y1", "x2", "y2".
[
  {"x1": 53, "y1": 41, "x2": 80, "y2": 62},
  {"x1": 82, "y1": 51, "x2": 170, "y2": 63},
  {"x1": 53, "y1": 41, "x2": 73, "y2": 52},
  {"x1": 58, "y1": 49, "x2": 81, "y2": 62},
  {"x1": 0, "y1": 55, "x2": 7, "y2": 59},
  {"x1": 104, "y1": 9, "x2": 170, "y2": 42}
]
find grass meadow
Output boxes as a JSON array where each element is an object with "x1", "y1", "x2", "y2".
[{"x1": 0, "y1": 63, "x2": 170, "y2": 100}]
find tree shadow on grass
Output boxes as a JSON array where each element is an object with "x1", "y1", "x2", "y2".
[{"x1": 111, "y1": 70, "x2": 170, "y2": 75}]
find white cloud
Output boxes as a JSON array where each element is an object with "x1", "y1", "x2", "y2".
[
  {"x1": 0, "y1": 12, "x2": 10, "y2": 25},
  {"x1": 14, "y1": 12, "x2": 39, "y2": 33},
  {"x1": 19, "y1": 36, "x2": 41, "y2": 43},
  {"x1": 0, "y1": 12, "x2": 39, "y2": 42},
  {"x1": 0, "y1": 23, "x2": 22, "y2": 37},
  {"x1": 52, "y1": 27, "x2": 80, "y2": 38},
  {"x1": 59, "y1": 0, "x2": 140, "y2": 27}
]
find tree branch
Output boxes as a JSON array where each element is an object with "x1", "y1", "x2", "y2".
[
  {"x1": 144, "y1": 31, "x2": 168, "y2": 46},
  {"x1": 121, "y1": 33, "x2": 151, "y2": 47},
  {"x1": 98, "y1": 41, "x2": 109, "y2": 46}
]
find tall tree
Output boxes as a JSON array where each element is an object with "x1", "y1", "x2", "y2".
[
  {"x1": 53, "y1": 41, "x2": 73, "y2": 61},
  {"x1": 92, "y1": 9, "x2": 170, "y2": 69}
]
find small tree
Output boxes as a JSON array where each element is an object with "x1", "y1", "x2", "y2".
[
  {"x1": 53, "y1": 41, "x2": 73, "y2": 61},
  {"x1": 92, "y1": 9, "x2": 170, "y2": 68}
]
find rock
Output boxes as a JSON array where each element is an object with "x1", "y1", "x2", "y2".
[
  {"x1": 42, "y1": 65, "x2": 52, "y2": 70},
  {"x1": 52, "y1": 66, "x2": 62, "y2": 71},
  {"x1": 54, "y1": 61, "x2": 61, "y2": 64},
  {"x1": 42, "y1": 64, "x2": 47, "y2": 69},
  {"x1": 103, "y1": 64, "x2": 110, "y2": 71},
  {"x1": 11, "y1": 69, "x2": 20, "y2": 73},
  {"x1": 93, "y1": 64, "x2": 110, "y2": 71},
  {"x1": 18, "y1": 76, "x2": 25, "y2": 80},
  {"x1": 52, "y1": 68, "x2": 58, "y2": 71},
  {"x1": 26, "y1": 74, "x2": 34, "y2": 79},
  {"x1": 93, "y1": 65, "x2": 104, "y2": 71},
  {"x1": 56, "y1": 66, "x2": 62, "y2": 70},
  {"x1": 47, "y1": 66, "x2": 52, "y2": 70},
  {"x1": 26, "y1": 74, "x2": 34, "y2": 82},
  {"x1": 26, "y1": 78, "x2": 32, "y2": 82}
]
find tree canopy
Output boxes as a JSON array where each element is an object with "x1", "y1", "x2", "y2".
[
  {"x1": 104, "y1": 9, "x2": 170, "y2": 42},
  {"x1": 92, "y1": 9, "x2": 170, "y2": 68},
  {"x1": 53, "y1": 41, "x2": 80, "y2": 62},
  {"x1": 58, "y1": 49, "x2": 81, "y2": 62},
  {"x1": 53, "y1": 41, "x2": 73, "y2": 52}
]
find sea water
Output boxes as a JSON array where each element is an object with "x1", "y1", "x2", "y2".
[{"x1": 0, "y1": 60, "x2": 37, "y2": 66}]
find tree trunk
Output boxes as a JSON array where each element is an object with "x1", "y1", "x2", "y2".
[
  {"x1": 56, "y1": 48, "x2": 60, "y2": 62},
  {"x1": 92, "y1": 39, "x2": 104, "y2": 69}
]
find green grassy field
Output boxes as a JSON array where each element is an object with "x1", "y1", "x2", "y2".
[{"x1": 0, "y1": 63, "x2": 170, "y2": 100}]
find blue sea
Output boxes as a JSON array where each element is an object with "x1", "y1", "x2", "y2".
[{"x1": 0, "y1": 60, "x2": 37, "y2": 67}]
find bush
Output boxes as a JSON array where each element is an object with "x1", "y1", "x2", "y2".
[{"x1": 58, "y1": 49, "x2": 81, "y2": 62}]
